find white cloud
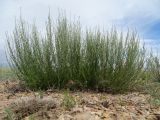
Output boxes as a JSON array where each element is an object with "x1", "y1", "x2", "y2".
[
  {"x1": 1, "y1": 0, "x2": 160, "y2": 28},
  {"x1": 0, "y1": 0, "x2": 160, "y2": 64}
]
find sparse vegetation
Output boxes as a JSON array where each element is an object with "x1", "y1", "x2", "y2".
[
  {"x1": 143, "y1": 54, "x2": 160, "y2": 106},
  {"x1": 28, "y1": 115, "x2": 35, "y2": 120},
  {"x1": 62, "y1": 91, "x2": 76, "y2": 110},
  {"x1": 147, "y1": 55, "x2": 160, "y2": 82},
  {"x1": 4, "y1": 97, "x2": 57, "y2": 120},
  {"x1": 4, "y1": 108, "x2": 15, "y2": 120},
  {"x1": 145, "y1": 82, "x2": 160, "y2": 106},
  {"x1": 0, "y1": 68, "x2": 15, "y2": 80}
]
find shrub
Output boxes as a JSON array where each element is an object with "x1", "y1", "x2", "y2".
[
  {"x1": 144, "y1": 54, "x2": 160, "y2": 106},
  {"x1": 147, "y1": 54, "x2": 160, "y2": 82},
  {"x1": 7, "y1": 14, "x2": 146, "y2": 93},
  {"x1": 145, "y1": 82, "x2": 160, "y2": 106}
]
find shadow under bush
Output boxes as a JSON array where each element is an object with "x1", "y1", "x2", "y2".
[{"x1": 7, "y1": 14, "x2": 146, "y2": 93}]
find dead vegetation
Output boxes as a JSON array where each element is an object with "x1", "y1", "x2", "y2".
[{"x1": 4, "y1": 96, "x2": 57, "y2": 120}]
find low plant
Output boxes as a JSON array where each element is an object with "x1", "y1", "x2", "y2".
[
  {"x1": 62, "y1": 91, "x2": 76, "y2": 110},
  {"x1": 0, "y1": 68, "x2": 15, "y2": 80},
  {"x1": 4, "y1": 97, "x2": 56, "y2": 119},
  {"x1": 146, "y1": 83, "x2": 160, "y2": 106},
  {"x1": 147, "y1": 54, "x2": 160, "y2": 82},
  {"x1": 28, "y1": 115, "x2": 35, "y2": 120},
  {"x1": 4, "y1": 107, "x2": 15, "y2": 120}
]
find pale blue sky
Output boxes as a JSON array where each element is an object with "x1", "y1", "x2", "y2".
[{"x1": 0, "y1": 0, "x2": 160, "y2": 65}]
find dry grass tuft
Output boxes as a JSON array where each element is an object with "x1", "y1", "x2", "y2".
[{"x1": 4, "y1": 96, "x2": 57, "y2": 120}]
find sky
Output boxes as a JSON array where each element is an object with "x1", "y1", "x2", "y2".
[{"x1": 0, "y1": 0, "x2": 160, "y2": 66}]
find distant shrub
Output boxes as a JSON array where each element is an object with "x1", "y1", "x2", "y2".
[
  {"x1": 145, "y1": 82, "x2": 160, "y2": 106},
  {"x1": 144, "y1": 54, "x2": 160, "y2": 106},
  {"x1": 147, "y1": 54, "x2": 160, "y2": 82},
  {"x1": 7, "y1": 14, "x2": 146, "y2": 93},
  {"x1": 0, "y1": 68, "x2": 15, "y2": 80}
]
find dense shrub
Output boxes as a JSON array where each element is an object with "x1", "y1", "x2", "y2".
[{"x1": 7, "y1": 14, "x2": 146, "y2": 92}]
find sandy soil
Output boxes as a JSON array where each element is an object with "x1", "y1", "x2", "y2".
[{"x1": 0, "y1": 80, "x2": 160, "y2": 120}]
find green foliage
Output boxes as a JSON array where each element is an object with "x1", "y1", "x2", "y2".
[
  {"x1": 7, "y1": 14, "x2": 146, "y2": 93},
  {"x1": 152, "y1": 99, "x2": 160, "y2": 106},
  {"x1": 147, "y1": 54, "x2": 160, "y2": 82},
  {"x1": 28, "y1": 115, "x2": 35, "y2": 120},
  {"x1": 145, "y1": 82, "x2": 160, "y2": 106},
  {"x1": 4, "y1": 107, "x2": 15, "y2": 120},
  {"x1": 146, "y1": 54, "x2": 160, "y2": 106},
  {"x1": 62, "y1": 91, "x2": 76, "y2": 110}
]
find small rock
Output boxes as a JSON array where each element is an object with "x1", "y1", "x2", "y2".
[
  {"x1": 154, "y1": 113, "x2": 160, "y2": 120},
  {"x1": 101, "y1": 100, "x2": 109, "y2": 108}
]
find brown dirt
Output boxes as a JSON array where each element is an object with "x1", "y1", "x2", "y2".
[{"x1": 0, "y1": 80, "x2": 160, "y2": 120}]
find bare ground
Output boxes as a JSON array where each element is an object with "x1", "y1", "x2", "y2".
[{"x1": 0, "y1": 81, "x2": 160, "y2": 120}]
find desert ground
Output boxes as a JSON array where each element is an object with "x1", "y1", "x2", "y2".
[{"x1": 0, "y1": 80, "x2": 159, "y2": 120}]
